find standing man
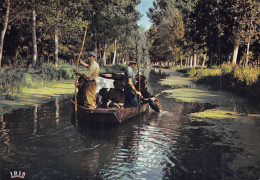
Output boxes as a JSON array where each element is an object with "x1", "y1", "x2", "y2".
[
  {"x1": 75, "y1": 51, "x2": 100, "y2": 109},
  {"x1": 123, "y1": 61, "x2": 142, "y2": 108}
]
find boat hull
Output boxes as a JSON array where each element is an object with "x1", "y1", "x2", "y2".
[{"x1": 71, "y1": 100, "x2": 149, "y2": 123}]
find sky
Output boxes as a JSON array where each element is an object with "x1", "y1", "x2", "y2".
[{"x1": 137, "y1": 0, "x2": 154, "y2": 30}]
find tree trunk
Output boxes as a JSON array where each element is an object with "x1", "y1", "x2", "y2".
[
  {"x1": 102, "y1": 43, "x2": 107, "y2": 66},
  {"x1": 112, "y1": 39, "x2": 117, "y2": 65},
  {"x1": 0, "y1": 0, "x2": 10, "y2": 68},
  {"x1": 245, "y1": 41, "x2": 250, "y2": 66},
  {"x1": 232, "y1": 43, "x2": 239, "y2": 65},
  {"x1": 202, "y1": 59, "x2": 205, "y2": 67},
  {"x1": 54, "y1": 27, "x2": 59, "y2": 67},
  {"x1": 202, "y1": 54, "x2": 206, "y2": 67},
  {"x1": 190, "y1": 54, "x2": 193, "y2": 67},
  {"x1": 32, "y1": 4, "x2": 37, "y2": 67},
  {"x1": 193, "y1": 49, "x2": 197, "y2": 67},
  {"x1": 118, "y1": 46, "x2": 123, "y2": 64},
  {"x1": 116, "y1": 52, "x2": 120, "y2": 64},
  {"x1": 94, "y1": 31, "x2": 98, "y2": 62},
  {"x1": 207, "y1": 50, "x2": 212, "y2": 68}
]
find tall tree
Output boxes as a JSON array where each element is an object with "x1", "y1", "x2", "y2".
[
  {"x1": 32, "y1": 0, "x2": 37, "y2": 67},
  {"x1": 240, "y1": 0, "x2": 260, "y2": 66},
  {"x1": 0, "y1": 0, "x2": 10, "y2": 68}
]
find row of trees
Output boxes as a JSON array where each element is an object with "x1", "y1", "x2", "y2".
[
  {"x1": 147, "y1": 0, "x2": 260, "y2": 67},
  {"x1": 0, "y1": 0, "x2": 142, "y2": 68}
]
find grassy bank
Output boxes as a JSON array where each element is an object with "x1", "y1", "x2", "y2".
[
  {"x1": 177, "y1": 63, "x2": 260, "y2": 103},
  {"x1": 0, "y1": 63, "x2": 126, "y2": 98},
  {"x1": 0, "y1": 63, "x2": 126, "y2": 114}
]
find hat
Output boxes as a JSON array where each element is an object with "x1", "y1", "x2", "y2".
[
  {"x1": 88, "y1": 51, "x2": 96, "y2": 57},
  {"x1": 128, "y1": 60, "x2": 137, "y2": 65}
]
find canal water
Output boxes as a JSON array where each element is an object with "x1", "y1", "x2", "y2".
[{"x1": 1, "y1": 68, "x2": 260, "y2": 179}]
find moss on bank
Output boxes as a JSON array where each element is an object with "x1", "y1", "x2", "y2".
[
  {"x1": 0, "y1": 80, "x2": 75, "y2": 115},
  {"x1": 0, "y1": 63, "x2": 126, "y2": 115},
  {"x1": 159, "y1": 66, "x2": 260, "y2": 120},
  {"x1": 0, "y1": 63, "x2": 126, "y2": 96},
  {"x1": 189, "y1": 108, "x2": 260, "y2": 121},
  {"x1": 159, "y1": 76, "x2": 195, "y2": 88},
  {"x1": 178, "y1": 63, "x2": 260, "y2": 103}
]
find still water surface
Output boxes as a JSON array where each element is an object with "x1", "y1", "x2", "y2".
[{"x1": 1, "y1": 68, "x2": 260, "y2": 179}]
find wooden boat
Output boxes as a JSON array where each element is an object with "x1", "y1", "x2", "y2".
[{"x1": 71, "y1": 99, "x2": 149, "y2": 123}]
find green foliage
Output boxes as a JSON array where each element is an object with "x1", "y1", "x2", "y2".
[
  {"x1": 221, "y1": 62, "x2": 235, "y2": 74},
  {"x1": 39, "y1": 65, "x2": 60, "y2": 81},
  {"x1": 0, "y1": 63, "x2": 127, "y2": 97},
  {"x1": 186, "y1": 68, "x2": 197, "y2": 78},
  {"x1": 59, "y1": 67, "x2": 75, "y2": 79},
  {"x1": 184, "y1": 64, "x2": 260, "y2": 102},
  {"x1": 233, "y1": 65, "x2": 260, "y2": 85},
  {"x1": 102, "y1": 64, "x2": 127, "y2": 73},
  {"x1": 147, "y1": 0, "x2": 259, "y2": 66},
  {"x1": 0, "y1": 68, "x2": 32, "y2": 95},
  {"x1": 186, "y1": 64, "x2": 260, "y2": 86},
  {"x1": 0, "y1": 63, "x2": 75, "y2": 95},
  {"x1": 186, "y1": 67, "x2": 222, "y2": 80}
]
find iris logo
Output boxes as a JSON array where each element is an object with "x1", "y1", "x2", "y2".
[{"x1": 10, "y1": 171, "x2": 26, "y2": 179}]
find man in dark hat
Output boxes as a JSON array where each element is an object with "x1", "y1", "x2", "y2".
[
  {"x1": 75, "y1": 51, "x2": 100, "y2": 109},
  {"x1": 123, "y1": 60, "x2": 142, "y2": 108}
]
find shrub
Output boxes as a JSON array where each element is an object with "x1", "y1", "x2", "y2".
[
  {"x1": 233, "y1": 66, "x2": 260, "y2": 85},
  {"x1": 0, "y1": 68, "x2": 29, "y2": 94},
  {"x1": 39, "y1": 65, "x2": 60, "y2": 81},
  {"x1": 59, "y1": 67, "x2": 75, "y2": 79},
  {"x1": 103, "y1": 64, "x2": 126, "y2": 73},
  {"x1": 186, "y1": 67, "x2": 197, "y2": 78},
  {"x1": 221, "y1": 62, "x2": 235, "y2": 74}
]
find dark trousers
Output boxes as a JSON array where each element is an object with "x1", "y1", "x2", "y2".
[{"x1": 124, "y1": 84, "x2": 138, "y2": 108}]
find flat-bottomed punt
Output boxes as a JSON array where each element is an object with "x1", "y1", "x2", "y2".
[{"x1": 71, "y1": 100, "x2": 149, "y2": 123}]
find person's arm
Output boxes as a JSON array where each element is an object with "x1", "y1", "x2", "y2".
[
  {"x1": 128, "y1": 78, "x2": 142, "y2": 96},
  {"x1": 79, "y1": 59, "x2": 89, "y2": 68},
  {"x1": 75, "y1": 72, "x2": 89, "y2": 80}
]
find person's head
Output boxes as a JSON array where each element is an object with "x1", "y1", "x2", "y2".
[
  {"x1": 88, "y1": 51, "x2": 96, "y2": 63},
  {"x1": 128, "y1": 61, "x2": 137, "y2": 67}
]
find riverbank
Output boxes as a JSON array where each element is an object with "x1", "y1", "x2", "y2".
[
  {"x1": 157, "y1": 64, "x2": 260, "y2": 108},
  {"x1": 0, "y1": 63, "x2": 126, "y2": 115},
  {"x1": 154, "y1": 66, "x2": 260, "y2": 179},
  {"x1": 155, "y1": 66, "x2": 260, "y2": 119}
]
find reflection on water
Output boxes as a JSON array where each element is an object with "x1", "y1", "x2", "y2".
[
  {"x1": 0, "y1": 68, "x2": 259, "y2": 179},
  {"x1": 33, "y1": 104, "x2": 38, "y2": 135},
  {"x1": 55, "y1": 97, "x2": 60, "y2": 125}
]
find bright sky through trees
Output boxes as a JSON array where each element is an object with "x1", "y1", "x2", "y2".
[{"x1": 138, "y1": 0, "x2": 153, "y2": 30}]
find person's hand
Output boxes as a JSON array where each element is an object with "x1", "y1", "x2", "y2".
[{"x1": 136, "y1": 91, "x2": 142, "y2": 97}]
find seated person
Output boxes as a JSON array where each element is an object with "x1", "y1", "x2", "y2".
[
  {"x1": 107, "y1": 80, "x2": 125, "y2": 108},
  {"x1": 96, "y1": 88, "x2": 110, "y2": 108},
  {"x1": 136, "y1": 75, "x2": 162, "y2": 112},
  {"x1": 135, "y1": 75, "x2": 153, "y2": 99}
]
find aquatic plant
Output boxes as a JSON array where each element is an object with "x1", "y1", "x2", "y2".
[{"x1": 103, "y1": 64, "x2": 127, "y2": 73}]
